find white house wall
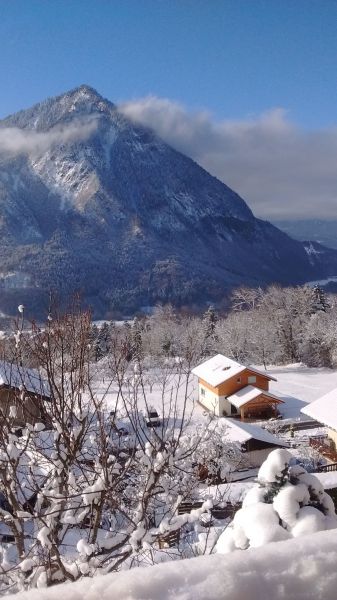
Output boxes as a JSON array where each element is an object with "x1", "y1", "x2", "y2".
[
  {"x1": 219, "y1": 397, "x2": 232, "y2": 416},
  {"x1": 198, "y1": 384, "x2": 220, "y2": 415},
  {"x1": 198, "y1": 384, "x2": 232, "y2": 417}
]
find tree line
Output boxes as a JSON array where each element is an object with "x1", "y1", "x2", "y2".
[{"x1": 92, "y1": 284, "x2": 337, "y2": 369}]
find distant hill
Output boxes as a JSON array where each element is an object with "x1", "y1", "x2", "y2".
[
  {"x1": 0, "y1": 85, "x2": 337, "y2": 317},
  {"x1": 274, "y1": 219, "x2": 337, "y2": 250}
]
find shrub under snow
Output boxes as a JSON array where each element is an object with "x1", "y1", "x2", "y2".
[{"x1": 216, "y1": 448, "x2": 337, "y2": 553}]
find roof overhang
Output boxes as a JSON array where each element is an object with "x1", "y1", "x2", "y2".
[{"x1": 227, "y1": 386, "x2": 284, "y2": 409}]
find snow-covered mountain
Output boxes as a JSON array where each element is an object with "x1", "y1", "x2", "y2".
[{"x1": 0, "y1": 85, "x2": 336, "y2": 316}]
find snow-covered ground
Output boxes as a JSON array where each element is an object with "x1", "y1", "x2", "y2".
[
  {"x1": 10, "y1": 529, "x2": 337, "y2": 600},
  {"x1": 92, "y1": 363, "x2": 204, "y2": 425},
  {"x1": 8, "y1": 366, "x2": 337, "y2": 600},
  {"x1": 93, "y1": 361, "x2": 337, "y2": 425},
  {"x1": 315, "y1": 471, "x2": 337, "y2": 489},
  {"x1": 267, "y1": 363, "x2": 337, "y2": 419}
]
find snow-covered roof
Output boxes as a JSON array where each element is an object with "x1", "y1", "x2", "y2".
[
  {"x1": 0, "y1": 362, "x2": 50, "y2": 398},
  {"x1": 314, "y1": 471, "x2": 337, "y2": 490},
  {"x1": 192, "y1": 355, "x2": 243, "y2": 386},
  {"x1": 199, "y1": 481, "x2": 255, "y2": 504},
  {"x1": 301, "y1": 388, "x2": 337, "y2": 430},
  {"x1": 227, "y1": 385, "x2": 284, "y2": 408},
  {"x1": 221, "y1": 418, "x2": 288, "y2": 447},
  {"x1": 191, "y1": 354, "x2": 276, "y2": 387}
]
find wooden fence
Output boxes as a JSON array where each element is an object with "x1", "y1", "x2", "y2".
[{"x1": 316, "y1": 462, "x2": 337, "y2": 473}]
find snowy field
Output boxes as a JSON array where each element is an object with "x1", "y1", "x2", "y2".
[
  {"x1": 267, "y1": 363, "x2": 337, "y2": 419},
  {"x1": 93, "y1": 361, "x2": 337, "y2": 425},
  {"x1": 10, "y1": 529, "x2": 337, "y2": 600}
]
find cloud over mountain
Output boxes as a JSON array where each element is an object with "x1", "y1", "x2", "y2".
[
  {"x1": 2, "y1": 84, "x2": 337, "y2": 317},
  {"x1": 120, "y1": 97, "x2": 337, "y2": 220},
  {"x1": 0, "y1": 117, "x2": 97, "y2": 157}
]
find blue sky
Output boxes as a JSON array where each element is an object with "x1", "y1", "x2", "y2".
[
  {"x1": 0, "y1": 0, "x2": 337, "y2": 127},
  {"x1": 1, "y1": 0, "x2": 337, "y2": 219}
]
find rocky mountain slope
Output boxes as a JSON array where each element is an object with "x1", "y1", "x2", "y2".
[{"x1": 0, "y1": 85, "x2": 336, "y2": 317}]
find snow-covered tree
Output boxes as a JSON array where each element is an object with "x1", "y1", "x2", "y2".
[
  {"x1": 259, "y1": 286, "x2": 314, "y2": 363},
  {"x1": 201, "y1": 306, "x2": 218, "y2": 354},
  {"x1": 215, "y1": 311, "x2": 253, "y2": 363},
  {"x1": 312, "y1": 285, "x2": 330, "y2": 313},
  {"x1": 300, "y1": 311, "x2": 337, "y2": 367},
  {"x1": 0, "y1": 306, "x2": 239, "y2": 593},
  {"x1": 231, "y1": 286, "x2": 264, "y2": 312},
  {"x1": 216, "y1": 448, "x2": 337, "y2": 553}
]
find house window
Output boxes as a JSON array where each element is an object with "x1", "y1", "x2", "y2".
[
  {"x1": 200, "y1": 388, "x2": 206, "y2": 397},
  {"x1": 237, "y1": 377, "x2": 241, "y2": 383},
  {"x1": 248, "y1": 375, "x2": 256, "y2": 384}
]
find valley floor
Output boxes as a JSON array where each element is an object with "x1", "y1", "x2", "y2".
[
  {"x1": 93, "y1": 361, "x2": 337, "y2": 426},
  {"x1": 268, "y1": 363, "x2": 337, "y2": 419}
]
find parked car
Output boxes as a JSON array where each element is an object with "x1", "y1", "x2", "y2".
[{"x1": 146, "y1": 409, "x2": 160, "y2": 428}]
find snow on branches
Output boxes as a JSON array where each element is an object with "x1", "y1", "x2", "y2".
[{"x1": 0, "y1": 306, "x2": 240, "y2": 594}]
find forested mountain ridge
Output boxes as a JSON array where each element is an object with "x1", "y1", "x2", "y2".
[{"x1": 0, "y1": 85, "x2": 336, "y2": 316}]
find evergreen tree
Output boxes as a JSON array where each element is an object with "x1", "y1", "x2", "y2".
[
  {"x1": 202, "y1": 305, "x2": 218, "y2": 353},
  {"x1": 312, "y1": 285, "x2": 330, "y2": 313},
  {"x1": 96, "y1": 322, "x2": 111, "y2": 358},
  {"x1": 132, "y1": 317, "x2": 143, "y2": 360}
]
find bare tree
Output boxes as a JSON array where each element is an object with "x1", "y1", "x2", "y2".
[
  {"x1": 231, "y1": 286, "x2": 264, "y2": 312},
  {"x1": 0, "y1": 306, "x2": 239, "y2": 594}
]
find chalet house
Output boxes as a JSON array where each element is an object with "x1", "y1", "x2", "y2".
[
  {"x1": 192, "y1": 354, "x2": 283, "y2": 420},
  {"x1": 301, "y1": 388, "x2": 337, "y2": 450},
  {"x1": 0, "y1": 362, "x2": 51, "y2": 427},
  {"x1": 221, "y1": 418, "x2": 289, "y2": 467}
]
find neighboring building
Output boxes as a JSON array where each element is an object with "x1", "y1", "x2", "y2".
[
  {"x1": 301, "y1": 388, "x2": 337, "y2": 449},
  {"x1": 0, "y1": 362, "x2": 51, "y2": 427},
  {"x1": 192, "y1": 354, "x2": 283, "y2": 419},
  {"x1": 221, "y1": 418, "x2": 289, "y2": 467}
]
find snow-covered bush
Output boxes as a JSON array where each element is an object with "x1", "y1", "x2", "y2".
[{"x1": 216, "y1": 448, "x2": 337, "y2": 553}]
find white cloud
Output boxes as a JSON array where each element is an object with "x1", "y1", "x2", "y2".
[
  {"x1": 0, "y1": 117, "x2": 98, "y2": 157},
  {"x1": 119, "y1": 97, "x2": 337, "y2": 220}
]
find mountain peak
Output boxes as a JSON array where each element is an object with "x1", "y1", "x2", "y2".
[
  {"x1": 1, "y1": 86, "x2": 336, "y2": 317},
  {"x1": 63, "y1": 84, "x2": 108, "y2": 105},
  {"x1": 1, "y1": 85, "x2": 115, "y2": 131},
  {"x1": 73, "y1": 84, "x2": 101, "y2": 96}
]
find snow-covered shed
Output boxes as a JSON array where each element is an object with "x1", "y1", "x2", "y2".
[
  {"x1": 0, "y1": 361, "x2": 51, "y2": 427},
  {"x1": 221, "y1": 418, "x2": 288, "y2": 467},
  {"x1": 192, "y1": 354, "x2": 282, "y2": 419},
  {"x1": 301, "y1": 388, "x2": 337, "y2": 449}
]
